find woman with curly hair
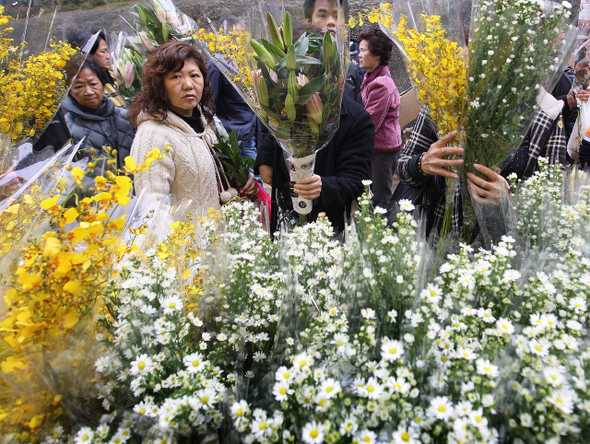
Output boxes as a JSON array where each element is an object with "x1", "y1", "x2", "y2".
[{"x1": 130, "y1": 41, "x2": 256, "y2": 228}]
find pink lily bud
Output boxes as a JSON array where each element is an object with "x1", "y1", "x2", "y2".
[
  {"x1": 306, "y1": 93, "x2": 323, "y2": 125},
  {"x1": 297, "y1": 73, "x2": 309, "y2": 88},
  {"x1": 139, "y1": 31, "x2": 155, "y2": 53},
  {"x1": 124, "y1": 61, "x2": 134, "y2": 89},
  {"x1": 269, "y1": 69, "x2": 279, "y2": 83}
]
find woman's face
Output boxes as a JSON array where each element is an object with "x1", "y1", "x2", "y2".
[
  {"x1": 359, "y1": 40, "x2": 381, "y2": 73},
  {"x1": 70, "y1": 67, "x2": 104, "y2": 109},
  {"x1": 164, "y1": 59, "x2": 204, "y2": 117},
  {"x1": 93, "y1": 39, "x2": 111, "y2": 70}
]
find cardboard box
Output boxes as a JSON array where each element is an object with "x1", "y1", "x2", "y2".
[{"x1": 399, "y1": 88, "x2": 421, "y2": 129}]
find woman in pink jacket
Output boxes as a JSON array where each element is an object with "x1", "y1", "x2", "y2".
[{"x1": 358, "y1": 28, "x2": 402, "y2": 210}]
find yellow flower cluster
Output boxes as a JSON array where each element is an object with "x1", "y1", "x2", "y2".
[
  {"x1": 350, "y1": 5, "x2": 466, "y2": 136},
  {"x1": 0, "y1": 180, "x2": 67, "y2": 257},
  {"x1": 193, "y1": 28, "x2": 255, "y2": 99},
  {"x1": 0, "y1": 7, "x2": 76, "y2": 148},
  {"x1": 392, "y1": 13, "x2": 466, "y2": 136},
  {"x1": 0, "y1": 149, "x2": 163, "y2": 442}
]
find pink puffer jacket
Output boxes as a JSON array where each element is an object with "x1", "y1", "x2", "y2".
[{"x1": 360, "y1": 65, "x2": 402, "y2": 152}]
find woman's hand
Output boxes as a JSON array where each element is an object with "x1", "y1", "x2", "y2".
[
  {"x1": 294, "y1": 174, "x2": 322, "y2": 200},
  {"x1": 259, "y1": 165, "x2": 273, "y2": 186},
  {"x1": 0, "y1": 172, "x2": 23, "y2": 199},
  {"x1": 240, "y1": 175, "x2": 259, "y2": 195},
  {"x1": 420, "y1": 130, "x2": 464, "y2": 179},
  {"x1": 467, "y1": 163, "x2": 510, "y2": 205},
  {"x1": 577, "y1": 88, "x2": 590, "y2": 103}
]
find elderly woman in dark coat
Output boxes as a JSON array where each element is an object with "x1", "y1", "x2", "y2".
[{"x1": 62, "y1": 56, "x2": 135, "y2": 175}]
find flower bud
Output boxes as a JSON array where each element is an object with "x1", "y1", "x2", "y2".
[
  {"x1": 306, "y1": 93, "x2": 323, "y2": 125},
  {"x1": 285, "y1": 94, "x2": 296, "y2": 121}
]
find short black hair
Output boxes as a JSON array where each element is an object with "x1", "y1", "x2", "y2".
[
  {"x1": 78, "y1": 56, "x2": 108, "y2": 85},
  {"x1": 66, "y1": 27, "x2": 107, "y2": 55},
  {"x1": 303, "y1": 0, "x2": 349, "y2": 20},
  {"x1": 357, "y1": 28, "x2": 393, "y2": 66}
]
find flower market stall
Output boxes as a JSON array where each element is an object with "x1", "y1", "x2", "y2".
[{"x1": 1, "y1": 1, "x2": 590, "y2": 444}]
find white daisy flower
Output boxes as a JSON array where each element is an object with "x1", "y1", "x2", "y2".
[
  {"x1": 130, "y1": 354, "x2": 154, "y2": 376},
  {"x1": 184, "y1": 352, "x2": 205, "y2": 373},
  {"x1": 381, "y1": 338, "x2": 404, "y2": 362}
]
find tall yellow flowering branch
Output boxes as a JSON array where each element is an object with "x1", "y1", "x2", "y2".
[
  {"x1": 0, "y1": 6, "x2": 76, "y2": 154},
  {"x1": 0, "y1": 149, "x2": 163, "y2": 443},
  {"x1": 386, "y1": 12, "x2": 466, "y2": 136}
]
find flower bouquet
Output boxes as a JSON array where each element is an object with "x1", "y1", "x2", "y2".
[
  {"x1": 110, "y1": 0, "x2": 198, "y2": 104},
  {"x1": 460, "y1": 0, "x2": 576, "y2": 242},
  {"x1": 202, "y1": 4, "x2": 349, "y2": 220},
  {"x1": 378, "y1": 0, "x2": 576, "y2": 242},
  {"x1": 0, "y1": 5, "x2": 77, "y2": 175}
]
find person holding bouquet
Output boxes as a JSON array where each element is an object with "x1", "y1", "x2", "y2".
[
  {"x1": 358, "y1": 28, "x2": 402, "y2": 211},
  {"x1": 396, "y1": 92, "x2": 567, "y2": 240},
  {"x1": 129, "y1": 41, "x2": 257, "y2": 230}
]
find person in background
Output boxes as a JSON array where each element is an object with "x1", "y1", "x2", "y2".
[
  {"x1": 62, "y1": 56, "x2": 135, "y2": 183},
  {"x1": 67, "y1": 28, "x2": 126, "y2": 108},
  {"x1": 303, "y1": 0, "x2": 363, "y2": 105},
  {"x1": 358, "y1": 28, "x2": 402, "y2": 210},
  {"x1": 207, "y1": 16, "x2": 259, "y2": 162},
  {"x1": 129, "y1": 41, "x2": 257, "y2": 230},
  {"x1": 552, "y1": 66, "x2": 577, "y2": 144}
]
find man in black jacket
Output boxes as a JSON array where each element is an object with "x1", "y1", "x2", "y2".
[{"x1": 255, "y1": 93, "x2": 374, "y2": 235}]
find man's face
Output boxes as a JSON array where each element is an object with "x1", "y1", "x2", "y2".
[{"x1": 307, "y1": 0, "x2": 342, "y2": 36}]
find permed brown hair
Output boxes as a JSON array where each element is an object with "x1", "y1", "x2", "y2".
[
  {"x1": 129, "y1": 41, "x2": 215, "y2": 126},
  {"x1": 357, "y1": 28, "x2": 393, "y2": 66}
]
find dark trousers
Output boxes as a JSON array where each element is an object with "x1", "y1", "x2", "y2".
[{"x1": 371, "y1": 150, "x2": 400, "y2": 210}]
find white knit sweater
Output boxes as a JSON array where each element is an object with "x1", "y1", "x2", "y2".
[{"x1": 130, "y1": 111, "x2": 221, "y2": 231}]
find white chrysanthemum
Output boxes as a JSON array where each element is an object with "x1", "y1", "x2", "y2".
[
  {"x1": 292, "y1": 353, "x2": 313, "y2": 372},
  {"x1": 130, "y1": 354, "x2": 154, "y2": 376},
  {"x1": 230, "y1": 399, "x2": 250, "y2": 421},
  {"x1": 428, "y1": 396, "x2": 454, "y2": 420},
  {"x1": 543, "y1": 366, "x2": 566, "y2": 387},
  {"x1": 362, "y1": 179, "x2": 373, "y2": 186},
  {"x1": 273, "y1": 381, "x2": 293, "y2": 402},
  {"x1": 354, "y1": 429, "x2": 377, "y2": 444},
  {"x1": 547, "y1": 388, "x2": 575, "y2": 414},
  {"x1": 392, "y1": 426, "x2": 419, "y2": 444},
  {"x1": 361, "y1": 308, "x2": 376, "y2": 319},
  {"x1": 477, "y1": 308, "x2": 495, "y2": 323},
  {"x1": 398, "y1": 199, "x2": 415, "y2": 212},
  {"x1": 318, "y1": 378, "x2": 341, "y2": 399},
  {"x1": 381, "y1": 338, "x2": 404, "y2": 362},
  {"x1": 159, "y1": 295, "x2": 183, "y2": 314},
  {"x1": 74, "y1": 427, "x2": 94, "y2": 444},
  {"x1": 184, "y1": 352, "x2": 205, "y2": 373},
  {"x1": 496, "y1": 318, "x2": 514, "y2": 335},
  {"x1": 529, "y1": 339, "x2": 550, "y2": 356},
  {"x1": 569, "y1": 296, "x2": 587, "y2": 313},
  {"x1": 476, "y1": 359, "x2": 499, "y2": 378},
  {"x1": 301, "y1": 421, "x2": 324, "y2": 444},
  {"x1": 502, "y1": 269, "x2": 521, "y2": 283},
  {"x1": 455, "y1": 345, "x2": 477, "y2": 360}
]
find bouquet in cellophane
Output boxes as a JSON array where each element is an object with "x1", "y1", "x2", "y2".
[
  {"x1": 0, "y1": 5, "x2": 78, "y2": 178},
  {"x1": 110, "y1": 0, "x2": 199, "y2": 104},
  {"x1": 377, "y1": 0, "x2": 576, "y2": 243},
  {"x1": 201, "y1": 2, "x2": 349, "y2": 221},
  {"x1": 376, "y1": 0, "x2": 467, "y2": 139}
]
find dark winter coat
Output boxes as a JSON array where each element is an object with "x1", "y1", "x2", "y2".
[
  {"x1": 62, "y1": 94, "x2": 135, "y2": 169},
  {"x1": 255, "y1": 94, "x2": 374, "y2": 235}
]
